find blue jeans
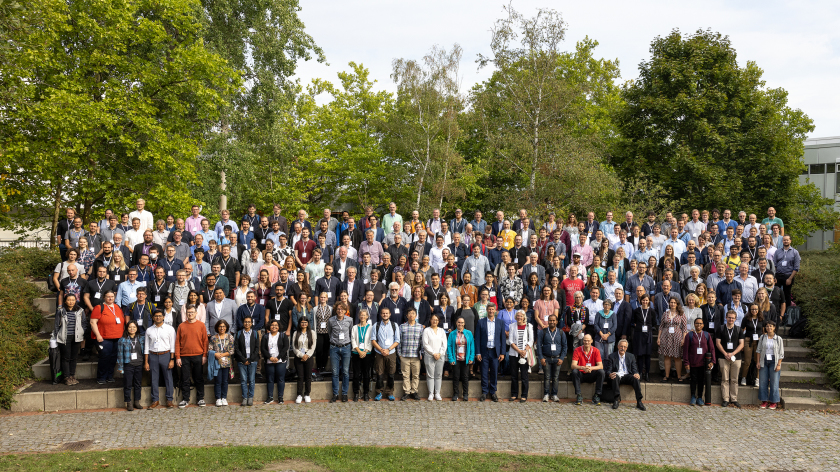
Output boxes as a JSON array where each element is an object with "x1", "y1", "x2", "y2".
[
  {"x1": 330, "y1": 344, "x2": 351, "y2": 395},
  {"x1": 239, "y1": 361, "x2": 257, "y2": 399},
  {"x1": 214, "y1": 367, "x2": 230, "y2": 400},
  {"x1": 96, "y1": 338, "x2": 119, "y2": 382},
  {"x1": 543, "y1": 357, "x2": 562, "y2": 396},
  {"x1": 266, "y1": 362, "x2": 287, "y2": 400},
  {"x1": 480, "y1": 348, "x2": 500, "y2": 394},
  {"x1": 758, "y1": 356, "x2": 781, "y2": 403}
]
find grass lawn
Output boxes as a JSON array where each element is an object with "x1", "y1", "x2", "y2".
[{"x1": 0, "y1": 445, "x2": 694, "y2": 472}]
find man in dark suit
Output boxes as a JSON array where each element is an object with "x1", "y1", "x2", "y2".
[
  {"x1": 612, "y1": 289, "x2": 633, "y2": 341},
  {"x1": 607, "y1": 340, "x2": 646, "y2": 410},
  {"x1": 476, "y1": 303, "x2": 506, "y2": 402},
  {"x1": 340, "y1": 218, "x2": 364, "y2": 251},
  {"x1": 340, "y1": 266, "x2": 364, "y2": 306},
  {"x1": 653, "y1": 279, "x2": 683, "y2": 325},
  {"x1": 332, "y1": 246, "x2": 360, "y2": 282},
  {"x1": 132, "y1": 231, "x2": 164, "y2": 266},
  {"x1": 410, "y1": 231, "x2": 432, "y2": 258}
]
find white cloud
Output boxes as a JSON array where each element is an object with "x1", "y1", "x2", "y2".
[{"x1": 294, "y1": 0, "x2": 840, "y2": 136}]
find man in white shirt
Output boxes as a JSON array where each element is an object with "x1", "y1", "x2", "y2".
[
  {"x1": 607, "y1": 340, "x2": 645, "y2": 410},
  {"x1": 144, "y1": 310, "x2": 176, "y2": 408},
  {"x1": 602, "y1": 270, "x2": 623, "y2": 303},
  {"x1": 429, "y1": 235, "x2": 447, "y2": 272},
  {"x1": 427, "y1": 208, "x2": 442, "y2": 235},
  {"x1": 736, "y1": 263, "x2": 759, "y2": 305},
  {"x1": 583, "y1": 288, "x2": 603, "y2": 325},
  {"x1": 685, "y1": 209, "x2": 706, "y2": 244},
  {"x1": 661, "y1": 227, "x2": 686, "y2": 261},
  {"x1": 129, "y1": 198, "x2": 154, "y2": 233},
  {"x1": 124, "y1": 218, "x2": 145, "y2": 250}
]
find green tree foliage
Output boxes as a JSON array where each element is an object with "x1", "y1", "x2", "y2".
[
  {"x1": 0, "y1": 0, "x2": 239, "y2": 240},
  {"x1": 469, "y1": 6, "x2": 622, "y2": 215},
  {"x1": 611, "y1": 29, "x2": 836, "y2": 243}
]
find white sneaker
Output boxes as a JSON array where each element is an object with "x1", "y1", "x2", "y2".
[
  {"x1": 304, "y1": 396, "x2": 311, "y2": 403},
  {"x1": 428, "y1": 394, "x2": 435, "y2": 401},
  {"x1": 542, "y1": 395, "x2": 549, "y2": 402},
  {"x1": 222, "y1": 399, "x2": 228, "y2": 406},
  {"x1": 215, "y1": 399, "x2": 222, "y2": 407},
  {"x1": 434, "y1": 394, "x2": 442, "y2": 401},
  {"x1": 740, "y1": 378, "x2": 747, "y2": 386},
  {"x1": 296, "y1": 395, "x2": 303, "y2": 404},
  {"x1": 755, "y1": 379, "x2": 759, "y2": 387},
  {"x1": 552, "y1": 395, "x2": 560, "y2": 402}
]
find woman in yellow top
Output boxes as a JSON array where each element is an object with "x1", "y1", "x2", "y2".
[{"x1": 499, "y1": 220, "x2": 516, "y2": 250}]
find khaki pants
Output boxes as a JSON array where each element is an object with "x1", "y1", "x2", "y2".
[
  {"x1": 400, "y1": 357, "x2": 421, "y2": 394},
  {"x1": 719, "y1": 357, "x2": 742, "y2": 402},
  {"x1": 374, "y1": 353, "x2": 396, "y2": 395}
]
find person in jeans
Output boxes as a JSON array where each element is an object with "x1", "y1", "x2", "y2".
[
  {"x1": 116, "y1": 320, "x2": 143, "y2": 410},
  {"x1": 507, "y1": 310, "x2": 533, "y2": 402},
  {"x1": 756, "y1": 320, "x2": 784, "y2": 410},
  {"x1": 234, "y1": 316, "x2": 260, "y2": 406},
  {"x1": 715, "y1": 310, "x2": 744, "y2": 408},
  {"x1": 292, "y1": 318, "x2": 316, "y2": 403},
  {"x1": 351, "y1": 309, "x2": 374, "y2": 401},
  {"x1": 144, "y1": 309, "x2": 176, "y2": 409},
  {"x1": 422, "y1": 314, "x2": 448, "y2": 401},
  {"x1": 175, "y1": 305, "x2": 208, "y2": 408},
  {"x1": 261, "y1": 320, "x2": 289, "y2": 404},
  {"x1": 447, "y1": 317, "x2": 474, "y2": 401},
  {"x1": 398, "y1": 307, "x2": 423, "y2": 400},
  {"x1": 210, "y1": 319, "x2": 234, "y2": 406},
  {"x1": 372, "y1": 307, "x2": 400, "y2": 401},
  {"x1": 537, "y1": 314, "x2": 567, "y2": 402},
  {"x1": 328, "y1": 302, "x2": 354, "y2": 402},
  {"x1": 52, "y1": 293, "x2": 87, "y2": 386}
]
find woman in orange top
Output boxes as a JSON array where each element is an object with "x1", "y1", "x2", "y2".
[{"x1": 90, "y1": 290, "x2": 125, "y2": 384}]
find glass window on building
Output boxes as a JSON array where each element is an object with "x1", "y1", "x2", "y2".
[{"x1": 810, "y1": 164, "x2": 825, "y2": 174}]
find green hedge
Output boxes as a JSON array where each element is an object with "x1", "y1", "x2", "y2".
[
  {"x1": 792, "y1": 248, "x2": 840, "y2": 392},
  {"x1": 0, "y1": 248, "x2": 61, "y2": 409}
]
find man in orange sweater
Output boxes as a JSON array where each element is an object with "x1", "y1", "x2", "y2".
[{"x1": 175, "y1": 305, "x2": 208, "y2": 408}]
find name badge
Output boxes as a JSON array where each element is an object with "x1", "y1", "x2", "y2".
[
  {"x1": 458, "y1": 346, "x2": 465, "y2": 354},
  {"x1": 550, "y1": 344, "x2": 557, "y2": 351},
  {"x1": 586, "y1": 362, "x2": 592, "y2": 367},
  {"x1": 470, "y1": 266, "x2": 475, "y2": 271},
  {"x1": 136, "y1": 318, "x2": 142, "y2": 326},
  {"x1": 443, "y1": 323, "x2": 449, "y2": 330},
  {"x1": 261, "y1": 239, "x2": 266, "y2": 244},
  {"x1": 94, "y1": 292, "x2": 101, "y2": 299},
  {"x1": 709, "y1": 322, "x2": 715, "y2": 329},
  {"x1": 131, "y1": 353, "x2": 138, "y2": 360},
  {"x1": 339, "y1": 332, "x2": 345, "y2": 340},
  {"x1": 155, "y1": 295, "x2": 161, "y2": 302},
  {"x1": 302, "y1": 252, "x2": 307, "y2": 258},
  {"x1": 603, "y1": 323, "x2": 609, "y2": 329},
  {"x1": 363, "y1": 279, "x2": 369, "y2": 284},
  {"x1": 669, "y1": 327, "x2": 675, "y2": 334},
  {"x1": 275, "y1": 314, "x2": 280, "y2": 320},
  {"x1": 328, "y1": 292, "x2": 332, "y2": 298},
  {"x1": 394, "y1": 308, "x2": 400, "y2": 314},
  {"x1": 115, "y1": 317, "x2": 121, "y2": 324},
  {"x1": 753, "y1": 334, "x2": 759, "y2": 341},
  {"x1": 642, "y1": 326, "x2": 648, "y2": 332},
  {"x1": 781, "y1": 261, "x2": 787, "y2": 267},
  {"x1": 696, "y1": 347, "x2": 703, "y2": 355},
  {"x1": 115, "y1": 275, "x2": 121, "y2": 281},
  {"x1": 434, "y1": 300, "x2": 439, "y2": 306},
  {"x1": 727, "y1": 342, "x2": 734, "y2": 350},
  {"x1": 489, "y1": 291, "x2": 496, "y2": 297},
  {"x1": 167, "y1": 270, "x2": 173, "y2": 276},
  {"x1": 259, "y1": 299, "x2": 265, "y2": 305},
  {"x1": 766, "y1": 354, "x2": 773, "y2": 361},
  {"x1": 514, "y1": 258, "x2": 518, "y2": 264},
  {"x1": 320, "y1": 322, "x2": 327, "y2": 329},
  {"x1": 245, "y1": 348, "x2": 250, "y2": 356},
  {"x1": 220, "y1": 269, "x2": 225, "y2": 275},
  {"x1": 454, "y1": 257, "x2": 458, "y2": 262}
]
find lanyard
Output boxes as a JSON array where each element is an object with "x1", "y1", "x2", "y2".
[
  {"x1": 245, "y1": 304, "x2": 256, "y2": 320},
  {"x1": 619, "y1": 356, "x2": 626, "y2": 373},
  {"x1": 129, "y1": 338, "x2": 138, "y2": 352},
  {"x1": 547, "y1": 329, "x2": 558, "y2": 344},
  {"x1": 134, "y1": 303, "x2": 147, "y2": 319},
  {"x1": 641, "y1": 308, "x2": 649, "y2": 325},
  {"x1": 583, "y1": 349, "x2": 593, "y2": 365},
  {"x1": 726, "y1": 326, "x2": 735, "y2": 342},
  {"x1": 67, "y1": 277, "x2": 79, "y2": 288}
]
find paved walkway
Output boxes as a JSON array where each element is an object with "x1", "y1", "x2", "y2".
[{"x1": 1, "y1": 401, "x2": 839, "y2": 471}]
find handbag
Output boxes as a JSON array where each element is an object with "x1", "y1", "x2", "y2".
[
  {"x1": 525, "y1": 345, "x2": 537, "y2": 367},
  {"x1": 47, "y1": 262, "x2": 65, "y2": 293}
]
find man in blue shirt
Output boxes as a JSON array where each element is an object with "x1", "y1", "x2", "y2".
[{"x1": 116, "y1": 268, "x2": 146, "y2": 312}]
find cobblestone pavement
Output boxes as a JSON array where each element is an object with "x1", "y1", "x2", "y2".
[{"x1": 1, "y1": 401, "x2": 839, "y2": 471}]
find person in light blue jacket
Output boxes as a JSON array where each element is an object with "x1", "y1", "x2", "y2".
[
  {"x1": 447, "y1": 317, "x2": 475, "y2": 401},
  {"x1": 594, "y1": 299, "x2": 617, "y2": 357}
]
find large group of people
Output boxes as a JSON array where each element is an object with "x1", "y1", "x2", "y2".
[{"x1": 51, "y1": 201, "x2": 795, "y2": 410}]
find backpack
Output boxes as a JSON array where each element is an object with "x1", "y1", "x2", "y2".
[
  {"x1": 48, "y1": 262, "x2": 65, "y2": 292},
  {"x1": 788, "y1": 317, "x2": 807, "y2": 339}
]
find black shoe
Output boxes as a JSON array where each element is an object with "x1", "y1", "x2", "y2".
[
  {"x1": 341, "y1": 394, "x2": 348, "y2": 402},
  {"x1": 721, "y1": 401, "x2": 729, "y2": 408},
  {"x1": 643, "y1": 372, "x2": 650, "y2": 382},
  {"x1": 574, "y1": 395, "x2": 582, "y2": 406},
  {"x1": 636, "y1": 401, "x2": 646, "y2": 411},
  {"x1": 732, "y1": 401, "x2": 742, "y2": 409},
  {"x1": 330, "y1": 395, "x2": 338, "y2": 403},
  {"x1": 592, "y1": 395, "x2": 601, "y2": 406},
  {"x1": 462, "y1": 395, "x2": 468, "y2": 402},
  {"x1": 479, "y1": 394, "x2": 486, "y2": 402},
  {"x1": 400, "y1": 395, "x2": 407, "y2": 401},
  {"x1": 363, "y1": 393, "x2": 370, "y2": 402},
  {"x1": 353, "y1": 393, "x2": 359, "y2": 402},
  {"x1": 519, "y1": 398, "x2": 526, "y2": 403},
  {"x1": 490, "y1": 393, "x2": 498, "y2": 402},
  {"x1": 612, "y1": 400, "x2": 620, "y2": 410},
  {"x1": 452, "y1": 396, "x2": 458, "y2": 401}
]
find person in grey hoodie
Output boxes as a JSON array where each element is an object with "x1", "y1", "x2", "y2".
[{"x1": 53, "y1": 293, "x2": 88, "y2": 386}]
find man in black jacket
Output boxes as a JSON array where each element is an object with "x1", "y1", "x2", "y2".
[
  {"x1": 233, "y1": 316, "x2": 260, "y2": 406},
  {"x1": 607, "y1": 340, "x2": 646, "y2": 410},
  {"x1": 132, "y1": 231, "x2": 163, "y2": 267}
]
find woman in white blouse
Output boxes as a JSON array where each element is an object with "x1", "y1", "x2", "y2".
[
  {"x1": 508, "y1": 310, "x2": 534, "y2": 402},
  {"x1": 422, "y1": 314, "x2": 448, "y2": 401},
  {"x1": 233, "y1": 274, "x2": 251, "y2": 306}
]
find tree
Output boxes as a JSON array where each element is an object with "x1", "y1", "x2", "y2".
[
  {"x1": 383, "y1": 44, "x2": 476, "y2": 215},
  {"x1": 471, "y1": 5, "x2": 621, "y2": 213},
  {"x1": 0, "y1": 0, "x2": 239, "y2": 243},
  {"x1": 611, "y1": 28, "x2": 835, "y2": 242}
]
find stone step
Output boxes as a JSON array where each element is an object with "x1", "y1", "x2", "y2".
[
  {"x1": 41, "y1": 314, "x2": 55, "y2": 334},
  {"x1": 786, "y1": 362, "x2": 821, "y2": 372},
  {"x1": 34, "y1": 295, "x2": 56, "y2": 314},
  {"x1": 781, "y1": 397, "x2": 840, "y2": 411},
  {"x1": 782, "y1": 345, "x2": 813, "y2": 357},
  {"x1": 779, "y1": 370, "x2": 827, "y2": 384},
  {"x1": 31, "y1": 280, "x2": 49, "y2": 292},
  {"x1": 785, "y1": 338, "x2": 808, "y2": 348}
]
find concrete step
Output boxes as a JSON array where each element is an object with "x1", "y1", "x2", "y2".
[
  {"x1": 31, "y1": 358, "x2": 114, "y2": 381},
  {"x1": 781, "y1": 397, "x2": 840, "y2": 411},
  {"x1": 32, "y1": 280, "x2": 49, "y2": 292},
  {"x1": 779, "y1": 370, "x2": 827, "y2": 384},
  {"x1": 41, "y1": 314, "x2": 55, "y2": 334},
  {"x1": 785, "y1": 338, "x2": 808, "y2": 348},
  {"x1": 783, "y1": 345, "x2": 813, "y2": 357},
  {"x1": 34, "y1": 295, "x2": 56, "y2": 314},
  {"x1": 786, "y1": 362, "x2": 821, "y2": 372}
]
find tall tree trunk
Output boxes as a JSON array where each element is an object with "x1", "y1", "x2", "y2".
[
  {"x1": 50, "y1": 181, "x2": 63, "y2": 250},
  {"x1": 415, "y1": 136, "x2": 430, "y2": 210}
]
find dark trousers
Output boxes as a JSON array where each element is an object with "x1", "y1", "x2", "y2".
[
  {"x1": 689, "y1": 365, "x2": 706, "y2": 399},
  {"x1": 123, "y1": 364, "x2": 142, "y2": 402},
  {"x1": 510, "y1": 358, "x2": 529, "y2": 398},
  {"x1": 180, "y1": 355, "x2": 205, "y2": 401},
  {"x1": 776, "y1": 272, "x2": 794, "y2": 306},
  {"x1": 59, "y1": 340, "x2": 81, "y2": 377},
  {"x1": 96, "y1": 338, "x2": 119, "y2": 382},
  {"x1": 265, "y1": 361, "x2": 287, "y2": 400},
  {"x1": 611, "y1": 374, "x2": 643, "y2": 401},
  {"x1": 351, "y1": 354, "x2": 373, "y2": 395},
  {"x1": 637, "y1": 354, "x2": 651, "y2": 375},
  {"x1": 149, "y1": 352, "x2": 174, "y2": 402},
  {"x1": 480, "y1": 348, "x2": 500, "y2": 394},
  {"x1": 452, "y1": 360, "x2": 469, "y2": 398},
  {"x1": 215, "y1": 367, "x2": 230, "y2": 400},
  {"x1": 374, "y1": 353, "x2": 397, "y2": 395},
  {"x1": 295, "y1": 356, "x2": 314, "y2": 395},
  {"x1": 571, "y1": 369, "x2": 605, "y2": 396},
  {"x1": 315, "y1": 333, "x2": 330, "y2": 372}
]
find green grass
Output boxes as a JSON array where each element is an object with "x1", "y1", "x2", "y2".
[{"x1": 0, "y1": 445, "x2": 697, "y2": 472}]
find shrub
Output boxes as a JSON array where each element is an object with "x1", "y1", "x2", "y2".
[
  {"x1": 0, "y1": 248, "x2": 59, "y2": 408},
  {"x1": 793, "y1": 248, "x2": 840, "y2": 391}
]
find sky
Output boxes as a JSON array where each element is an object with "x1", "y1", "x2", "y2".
[{"x1": 292, "y1": 0, "x2": 840, "y2": 138}]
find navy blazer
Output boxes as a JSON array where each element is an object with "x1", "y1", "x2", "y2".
[
  {"x1": 340, "y1": 278, "x2": 365, "y2": 306},
  {"x1": 476, "y1": 316, "x2": 507, "y2": 358},
  {"x1": 612, "y1": 299, "x2": 633, "y2": 340}
]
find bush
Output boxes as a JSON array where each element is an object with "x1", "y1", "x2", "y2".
[
  {"x1": 793, "y1": 248, "x2": 840, "y2": 391},
  {"x1": 0, "y1": 248, "x2": 58, "y2": 409}
]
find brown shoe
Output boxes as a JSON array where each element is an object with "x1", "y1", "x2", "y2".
[
  {"x1": 166, "y1": 401, "x2": 175, "y2": 409},
  {"x1": 71, "y1": 376, "x2": 79, "y2": 386},
  {"x1": 133, "y1": 400, "x2": 142, "y2": 410},
  {"x1": 126, "y1": 402, "x2": 133, "y2": 411},
  {"x1": 147, "y1": 401, "x2": 160, "y2": 410}
]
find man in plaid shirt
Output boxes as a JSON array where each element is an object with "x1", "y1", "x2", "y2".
[{"x1": 398, "y1": 307, "x2": 423, "y2": 400}]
